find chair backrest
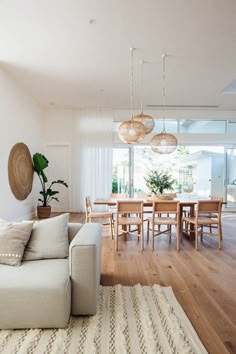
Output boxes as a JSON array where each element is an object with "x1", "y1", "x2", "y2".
[
  {"x1": 116, "y1": 200, "x2": 143, "y2": 215},
  {"x1": 153, "y1": 200, "x2": 180, "y2": 215},
  {"x1": 197, "y1": 200, "x2": 222, "y2": 216},
  {"x1": 84, "y1": 196, "x2": 92, "y2": 217},
  {"x1": 110, "y1": 193, "x2": 127, "y2": 198}
]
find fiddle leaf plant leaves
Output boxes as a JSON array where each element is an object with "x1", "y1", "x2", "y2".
[{"x1": 32, "y1": 153, "x2": 68, "y2": 207}]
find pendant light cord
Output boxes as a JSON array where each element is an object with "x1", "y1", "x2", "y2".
[
  {"x1": 162, "y1": 54, "x2": 166, "y2": 133},
  {"x1": 140, "y1": 60, "x2": 143, "y2": 113},
  {"x1": 130, "y1": 48, "x2": 134, "y2": 119}
]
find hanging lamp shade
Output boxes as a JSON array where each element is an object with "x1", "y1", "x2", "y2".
[
  {"x1": 150, "y1": 131, "x2": 177, "y2": 154},
  {"x1": 133, "y1": 61, "x2": 154, "y2": 134},
  {"x1": 150, "y1": 54, "x2": 178, "y2": 154},
  {"x1": 133, "y1": 112, "x2": 154, "y2": 134},
  {"x1": 118, "y1": 119, "x2": 146, "y2": 144},
  {"x1": 118, "y1": 48, "x2": 146, "y2": 144}
]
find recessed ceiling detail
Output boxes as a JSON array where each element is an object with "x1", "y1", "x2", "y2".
[
  {"x1": 222, "y1": 80, "x2": 236, "y2": 94},
  {"x1": 146, "y1": 105, "x2": 219, "y2": 109}
]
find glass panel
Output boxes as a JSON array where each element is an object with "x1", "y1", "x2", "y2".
[
  {"x1": 226, "y1": 148, "x2": 236, "y2": 208},
  {"x1": 228, "y1": 121, "x2": 236, "y2": 133},
  {"x1": 132, "y1": 146, "x2": 224, "y2": 198},
  {"x1": 179, "y1": 120, "x2": 226, "y2": 133},
  {"x1": 112, "y1": 148, "x2": 130, "y2": 195},
  {"x1": 153, "y1": 119, "x2": 178, "y2": 133}
]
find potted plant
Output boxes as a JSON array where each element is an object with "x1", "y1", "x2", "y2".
[
  {"x1": 144, "y1": 170, "x2": 176, "y2": 198},
  {"x1": 33, "y1": 153, "x2": 68, "y2": 219}
]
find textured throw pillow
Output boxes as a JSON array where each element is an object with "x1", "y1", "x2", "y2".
[
  {"x1": 0, "y1": 220, "x2": 34, "y2": 266},
  {"x1": 23, "y1": 213, "x2": 69, "y2": 260}
]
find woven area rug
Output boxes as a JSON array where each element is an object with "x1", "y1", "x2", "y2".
[{"x1": 0, "y1": 284, "x2": 207, "y2": 354}]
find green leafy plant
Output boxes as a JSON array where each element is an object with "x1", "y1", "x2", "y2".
[
  {"x1": 33, "y1": 153, "x2": 68, "y2": 207},
  {"x1": 144, "y1": 170, "x2": 176, "y2": 196}
]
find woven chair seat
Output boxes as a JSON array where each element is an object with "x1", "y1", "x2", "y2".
[
  {"x1": 89, "y1": 211, "x2": 113, "y2": 218},
  {"x1": 183, "y1": 216, "x2": 219, "y2": 225},
  {"x1": 148, "y1": 216, "x2": 178, "y2": 225},
  {"x1": 118, "y1": 216, "x2": 143, "y2": 225}
]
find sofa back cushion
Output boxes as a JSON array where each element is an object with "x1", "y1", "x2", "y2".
[
  {"x1": 0, "y1": 220, "x2": 34, "y2": 266},
  {"x1": 23, "y1": 213, "x2": 69, "y2": 260}
]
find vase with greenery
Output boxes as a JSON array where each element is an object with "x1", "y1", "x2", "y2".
[
  {"x1": 33, "y1": 153, "x2": 68, "y2": 218},
  {"x1": 144, "y1": 170, "x2": 176, "y2": 197}
]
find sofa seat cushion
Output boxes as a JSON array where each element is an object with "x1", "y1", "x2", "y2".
[{"x1": 0, "y1": 259, "x2": 71, "y2": 329}]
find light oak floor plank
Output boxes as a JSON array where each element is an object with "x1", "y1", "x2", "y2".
[{"x1": 61, "y1": 212, "x2": 236, "y2": 354}]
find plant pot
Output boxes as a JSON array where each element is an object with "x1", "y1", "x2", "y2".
[{"x1": 37, "y1": 206, "x2": 51, "y2": 219}]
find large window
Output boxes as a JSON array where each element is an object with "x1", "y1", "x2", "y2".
[
  {"x1": 179, "y1": 120, "x2": 226, "y2": 133},
  {"x1": 112, "y1": 145, "x2": 225, "y2": 200},
  {"x1": 112, "y1": 148, "x2": 130, "y2": 195},
  {"x1": 226, "y1": 148, "x2": 236, "y2": 208}
]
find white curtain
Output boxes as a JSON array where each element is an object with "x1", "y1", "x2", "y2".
[{"x1": 75, "y1": 109, "x2": 113, "y2": 212}]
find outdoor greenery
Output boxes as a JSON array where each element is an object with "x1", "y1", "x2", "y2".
[
  {"x1": 33, "y1": 153, "x2": 68, "y2": 207},
  {"x1": 144, "y1": 170, "x2": 176, "y2": 196}
]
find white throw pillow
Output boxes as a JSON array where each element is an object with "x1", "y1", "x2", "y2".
[
  {"x1": 23, "y1": 213, "x2": 69, "y2": 260},
  {"x1": 0, "y1": 219, "x2": 34, "y2": 266}
]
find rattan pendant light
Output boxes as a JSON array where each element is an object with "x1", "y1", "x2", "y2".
[
  {"x1": 150, "y1": 54, "x2": 177, "y2": 154},
  {"x1": 118, "y1": 48, "x2": 146, "y2": 144},
  {"x1": 133, "y1": 61, "x2": 154, "y2": 134}
]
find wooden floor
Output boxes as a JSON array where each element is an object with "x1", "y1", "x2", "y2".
[{"x1": 69, "y1": 212, "x2": 236, "y2": 354}]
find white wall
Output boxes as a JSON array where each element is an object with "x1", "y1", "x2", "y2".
[
  {"x1": 43, "y1": 108, "x2": 113, "y2": 212},
  {"x1": 43, "y1": 106, "x2": 236, "y2": 211},
  {"x1": 0, "y1": 68, "x2": 43, "y2": 221}
]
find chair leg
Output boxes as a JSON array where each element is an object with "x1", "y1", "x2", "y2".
[
  {"x1": 200, "y1": 225, "x2": 203, "y2": 242},
  {"x1": 115, "y1": 223, "x2": 118, "y2": 251},
  {"x1": 219, "y1": 220, "x2": 223, "y2": 240},
  {"x1": 141, "y1": 224, "x2": 144, "y2": 251},
  {"x1": 218, "y1": 225, "x2": 222, "y2": 250},
  {"x1": 110, "y1": 216, "x2": 113, "y2": 239},
  {"x1": 152, "y1": 225, "x2": 155, "y2": 251},
  {"x1": 168, "y1": 225, "x2": 171, "y2": 243},
  {"x1": 176, "y1": 224, "x2": 180, "y2": 251},
  {"x1": 147, "y1": 220, "x2": 150, "y2": 242},
  {"x1": 195, "y1": 224, "x2": 198, "y2": 250}
]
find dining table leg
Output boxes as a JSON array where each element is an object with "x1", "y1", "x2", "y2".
[{"x1": 180, "y1": 203, "x2": 195, "y2": 241}]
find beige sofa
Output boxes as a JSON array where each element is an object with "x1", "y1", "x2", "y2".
[{"x1": 0, "y1": 222, "x2": 101, "y2": 329}]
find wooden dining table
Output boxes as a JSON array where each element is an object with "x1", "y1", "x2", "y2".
[{"x1": 94, "y1": 196, "x2": 203, "y2": 241}]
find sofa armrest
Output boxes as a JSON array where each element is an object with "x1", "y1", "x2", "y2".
[
  {"x1": 68, "y1": 222, "x2": 83, "y2": 243},
  {"x1": 69, "y1": 222, "x2": 101, "y2": 315}
]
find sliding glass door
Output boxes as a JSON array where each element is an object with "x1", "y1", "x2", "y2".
[
  {"x1": 112, "y1": 145, "x2": 225, "y2": 200},
  {"x1": 226, "y1": 147, "x2": 236, "y2": 209},
  {"x1": 112, "y1": 148, "x2": 130, "y2": 195}
]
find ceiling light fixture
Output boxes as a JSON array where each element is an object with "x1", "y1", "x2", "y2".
[
  {"x1": 118, "y1": 48, "x2": 146, "y2": 144},
  {"x1": 133, "y1": 60, "x2": 154, "y2": 134},
  {"x1": 89, "y1": 18, "x2": 96, "y2": 24},
  {"x1": 150, "y1": 54, "x2": 177, "y2": 154}
]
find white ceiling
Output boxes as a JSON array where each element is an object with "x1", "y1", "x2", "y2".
[{"x1": 0, "y1": 0, "x2": 236, "y2": 110}]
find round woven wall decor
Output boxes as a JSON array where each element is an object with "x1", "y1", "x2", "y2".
[{"x1": 8, "y1": 142, "x2": 33, "y2": 200}]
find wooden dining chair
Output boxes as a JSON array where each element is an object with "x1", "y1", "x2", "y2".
[
  {"x1": 84, "y1": 196, "x2": 114, "y2": 238},
  {"x1": 115, "y1": 200, "x2": 144, "y2": 251},
  {"x1": 182, "y1": 200, "x2": 222, "y2": 250},
  {"x1": 109, "y1": 193, "x2": 127, "y2": 219},
  {"x1": 206, "y1": 196, "x2": 223, "y2": 237},
  {"x1": 147, "y1": 201, "x2": 180, "y2": 251}
]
